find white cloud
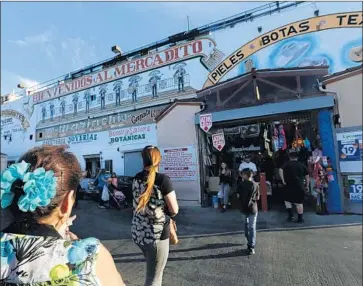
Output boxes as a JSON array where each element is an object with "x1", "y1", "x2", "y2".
[
  {"x1": 9, "y1": 28, "x2": 56, "y2": 60},
  {"x1": 10, "y1": 30, "x2": 53, "y2": 47},
  {"x1": 61, "y1": 37, "x2": 97, "y2": 70},
  {"x1": 1, "y1": 70, "x2": 39, "y2": 95}
]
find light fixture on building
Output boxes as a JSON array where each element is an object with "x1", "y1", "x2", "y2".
[
  {"x1": 257, "y1": 26, "x2": 262, "y2": 33},
  {"x1": 314, "y1": 10, "x2": 319, "y2": 16},
  {"x1": 256, "y1": 85, "x2": 261, "y2": 101},
  {"x1": 111, "y1": 45, "x2": 122, "y2": 55},
  {"x1": 17, "y1": 83, "x2": 26, "y2": 89}
]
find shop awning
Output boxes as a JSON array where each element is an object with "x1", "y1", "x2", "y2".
[{"x1": 195, "y1": 95, "x2": 334, "y2": 124}]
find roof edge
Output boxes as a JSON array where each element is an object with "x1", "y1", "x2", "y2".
[{"x1": 155, "y1": 101, "x2": 202, "y2": 122}]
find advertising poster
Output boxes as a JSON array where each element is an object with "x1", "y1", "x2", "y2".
[
  {"x1": 337, "y1": 130, "x2": 362, "y2": 173},
  {"x1": 348, "y1": 175, "x2": 362, "y2": 203},
  {"x1": 159, "y1": 146, "x2": 197, "y2": 181}
]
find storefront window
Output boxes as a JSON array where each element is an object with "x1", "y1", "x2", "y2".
[{"x1": 105, "y1": 160, "x2": 113, "y2": 174}]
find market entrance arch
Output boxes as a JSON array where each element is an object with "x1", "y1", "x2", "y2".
[{"x1": 203, "y1": 11, "x2": 362, "y2": 88}]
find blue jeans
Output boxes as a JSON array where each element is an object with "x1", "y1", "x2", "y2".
[{"x1": 244, "y1": 213, "x2": 257, "y2": 249}]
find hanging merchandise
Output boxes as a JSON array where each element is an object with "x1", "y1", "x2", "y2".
[
  {"x1": 278, "y1": 125, "x2": 287, "y2": 151},
  {"x1": 272, "y1": 126, "x2": 279, "y2": 152},
  {"x1": 262, "y1": 124, "x2": 272, "y2": 156},
  {"x1": 291, "y1": 124, "x2": 304, "y2": 152},
  {"x1": 310, "y1": 156, "x2": 329, "y2": 215},
  {"x1": 304, "y1": 137, "x2": 312, "y2": 151}
]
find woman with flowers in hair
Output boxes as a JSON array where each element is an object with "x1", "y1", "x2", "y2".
[
  {"x1": 0, "y1": 146, "x2": 125, "y2": 285},
  {"x1": 131, "y1": 145, "x2": 179, "y2": 286}
]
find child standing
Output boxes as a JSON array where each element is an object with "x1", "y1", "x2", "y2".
[{"x1": 237, "y1": 168, "x2": 260, "y2": 255}]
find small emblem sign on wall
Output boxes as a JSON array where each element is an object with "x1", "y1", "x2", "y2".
[
  {"x1": 212, "y1": 133, "x2": 225, "y2": 151},
  {"x1": 199, "y1": 113, "x2": 213, "y2": 133}
]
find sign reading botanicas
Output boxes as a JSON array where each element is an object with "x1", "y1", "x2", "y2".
[
  {"x1": 108, "y1": 124, "x2": 154, "y2": 145},
  {"x1": 32, "y1": 38, "x2": 220, "y2": 104}
]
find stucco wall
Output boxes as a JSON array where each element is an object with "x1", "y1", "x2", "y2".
[
  {"x1": 157, "y1": 104, "x2": 201, "y2": 206},
  {"x1": 326, "y1": 73, "x2": 363, "y2": 128}
]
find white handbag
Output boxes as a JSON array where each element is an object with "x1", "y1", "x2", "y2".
[{"x1": 101, "y1": 185, "x2": 110, "y2": 201}]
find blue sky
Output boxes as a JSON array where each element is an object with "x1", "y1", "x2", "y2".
[{"x1": 1, "y1": 1, "x2": 267, "y2": 95}]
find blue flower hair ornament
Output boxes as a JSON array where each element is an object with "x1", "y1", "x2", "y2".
[{"x1": 1, "y1": 161, "x2": 57, "y2": 212}]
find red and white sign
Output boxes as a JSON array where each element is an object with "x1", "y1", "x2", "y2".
[
  {"x1": 212, "y1": 133, "x2": 225, "y2": 151},
  {"x1": 200, "y1": 113, "x2": 213, "y2": 132},
  {"x1": 32, "y1": 37, "x2": 217, "y2": 104}
]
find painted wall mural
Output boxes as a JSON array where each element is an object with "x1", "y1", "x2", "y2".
[{"x1": 35, "y1": 104, "x2": 168, "y2": 141}]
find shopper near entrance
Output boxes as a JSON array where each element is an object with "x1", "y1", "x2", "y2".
[
  {"x1": 95, "y1": 169, "x2": 108, "y2": 209},
  {"x1": 218, "y1": 162, "x2": 233, "y2": 213},
  {"x1": 0, "y1": 146, "x2": 124, "y2": 285},
  {"x1": 239, "y1": 154, "x2": 257, "y2": 177},
  {"x1": 237, "y1": 168, "x2": 260, "y2": 255},
  {"x1": 279, "y1": 151, "x2": 310, "y2": 223},
  {"x1": 132, "y1": 145, "x2": 179, "y2": 286}
]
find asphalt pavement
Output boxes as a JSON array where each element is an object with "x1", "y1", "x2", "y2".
[{"x1": 72, "y1": 199, "x2": 362, "y2": 286}]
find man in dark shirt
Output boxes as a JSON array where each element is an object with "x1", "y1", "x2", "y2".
[
  {"x1": 237, "y1": 168, "x2": 260, "y2": 255},
  {"x1": 279, "y1": 151, "x2": 310, "y2": 223}
]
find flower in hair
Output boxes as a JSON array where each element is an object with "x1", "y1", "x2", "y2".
[
  {"x1": 0, "y1": 161, "x2": 57, "y2": 212},
  {"x1": 18, "y1": 168, "x2": 57, "y2": 212},
  {"x1": 1, "y1": 161, "x2": 30, "y2": 208}
]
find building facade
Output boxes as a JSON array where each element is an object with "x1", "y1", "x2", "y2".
[
  {"x1": 1, "y1": 2, "x2": 362, "y2": 204},
  {"x1": 321, "y1": 66, "x2": 362, "y2": 214}
]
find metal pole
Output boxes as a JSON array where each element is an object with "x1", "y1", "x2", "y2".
[{"x1": 187, "y1": 16, "x2": 190, "y2": 31}]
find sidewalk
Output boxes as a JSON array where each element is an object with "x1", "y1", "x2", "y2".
[{"x1": 72, "y1": 200, "x2": 362, "y2": 241}]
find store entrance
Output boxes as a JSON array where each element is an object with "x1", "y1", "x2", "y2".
[
  {"x1": 84, "y1": 155, "x2": 101, "y2": 178},
  {"x1": 200, "y1": 112, "x2": 322, "y2": 212}
]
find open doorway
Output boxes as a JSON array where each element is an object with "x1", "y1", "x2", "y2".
[{"x1": 84, "y1": 154, "x2": 101, "y2": 178}]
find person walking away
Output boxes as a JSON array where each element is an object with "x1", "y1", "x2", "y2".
[
  {"x1": 237, "y1": 168, "x2": 260, "y2": 255},
  {"x1": 131, "y1": 145, "x2": 179, "y2": 286},
  {"x1": 95, "y1": 169, "x2": 108, "y2": 209},
  {"x1": 279, "y1": 151, "x2": 310, "y2": 223},
  {"x1": 0, "y1": 146, "x2": 124, "y2": 285},
  {"x1": 218, "y1": 162, "x2": 232, "y2": 213},
  {"x1": 239, "y1": 154, "x2": 257, "y2": 178}
]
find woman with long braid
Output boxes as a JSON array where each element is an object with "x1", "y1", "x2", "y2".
[{"x1": 131, "y1": 146, "x2": 179, "y2": 286}]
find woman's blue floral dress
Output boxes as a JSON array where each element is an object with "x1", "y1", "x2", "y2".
[{"x1": 0, "y1": 231, "x2": 101, "y2": 285}]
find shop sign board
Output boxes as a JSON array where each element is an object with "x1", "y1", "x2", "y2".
[
  {"x1": 159, "y1": 146, "x2": 197, "y2": 181},
  {"x1": 212, "y1": 133, "x2": 225, "y2": 151},
  {"x1": 199, "y1": 113, "x2": 213, "y2": 132},
  {"x1": 35, "y1": 105, "x2": 167, "y2": 141},
  {"x1": 337, "y1": 130, "x2": 362, "y2": 173},
  {"x1": 203, "y1": 11, "x2": 363, "y2": 88},
  {"x1": 108, "y1": 124, "x2": 155, "y2": 146},
  {"x1": 38, "y1": 138, "x2": 69, "y2": 147},
  {"x1": 67, "y1": 133, "x2": 98, "y2": 145},
  {"x1": 348, "y1": 175, "x2": 362, "y2": 203},
  {"x1": 31, "y1": 38, "x2": 218, "y2": 104}
]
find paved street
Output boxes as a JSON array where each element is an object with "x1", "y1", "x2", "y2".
[{"x1": 73, "y1": 199, "x2": 362, "y2": 286}]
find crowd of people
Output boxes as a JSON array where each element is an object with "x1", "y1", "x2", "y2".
[
  {"x1": 0, "y1": 145, "x2": 180, "y2": 286},
  {"x1": 0, "y1": 144, "x2": 308, "y2": 285}
]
